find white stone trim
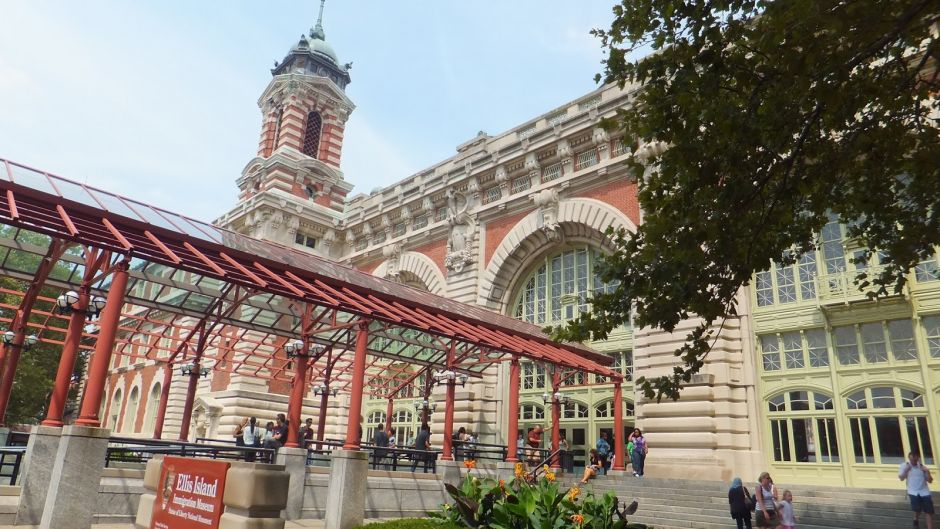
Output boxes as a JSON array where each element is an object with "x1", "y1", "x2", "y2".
[
  {"x1": 372, "y1": 251, "x2": 447, "y2": 296},
  {"x1": 477, "y1": 197, "x2": 636, "y2": 312}
]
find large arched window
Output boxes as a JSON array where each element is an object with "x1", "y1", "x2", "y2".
[
  {"x1": 766, "y1": 389, "x2": 839, "y2": 463},
  {"x1": 844, "y1": 386, "x2": 933, "y2": 465},
  {"x1": 302, "y1": 111, "x2": 322, "y2": 158},
  {"x1": 561, "y1": 401, "x2": 590, "y2": 420},
  {"x1": 593, "y1": 399, "x2": 635, "y2": 419},
  {"x1": 512, "y1": 248, "x2": 615, "y2": 326},
  {"x1": 144, "y1": 383, "x2": 161, "y2": 435},
  {"x1": 391, "y1": 410, "x2": 416, "y2": 446},
  {"x1": 519, "y1": 403, "x2": 545, "y2": 420}
]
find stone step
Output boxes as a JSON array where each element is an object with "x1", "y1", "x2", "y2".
[{"x1": 562, "y1": 476, "x2": 920, "y2": 529}]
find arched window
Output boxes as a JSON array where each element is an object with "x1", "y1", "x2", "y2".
[
  {"x1": 519, "y1": 403, "x2": 545, "y2": 420},
  {"x1": 844, "y1": 386, "x2": 933, "y2": 465},
  {"x1": 123, "y1": 386, "x2": 140, "y2": 433},
  {"x1": 766, "y1": 390, "x2": 839, "y2": 463},
  {"x1": 593, "y1": 399, "x2": 635, "y2": 418},
  {"x1": 512, "y1": 248, "x2": 617, "y2": 326},
  {"x1": 561, "y1": 401, "x2": 589, "y2": 420},
  {"x1": 109, "y1": 388, "x2": 123, "y2": 430},
  {"x1": 365, "y1": 410, "x2": 387, "y2": 442},
  {"x1": 302, "y1": 111, "x2": 322, "y2": 158},
  {"x1": 144, "y1": 383, "x2": 161, "y2": 435},
  {"x1": 391, "y1": 409, "x2": 415, "y2": 446}
]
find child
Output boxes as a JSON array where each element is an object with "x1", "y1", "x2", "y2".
[{"x1": 777, "y1": 490, "x2": 797, "y2": 529}]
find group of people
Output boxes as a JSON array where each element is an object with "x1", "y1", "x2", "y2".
[
  {"x1": 578, "y1": 428, "x2": 648, "y2": 484},
  {"x1": 728, "y1": 451, "x2": 935, "y2": 529},
  {"x1": 233, "y1": 413, "x2": 320, "y2": 454}
]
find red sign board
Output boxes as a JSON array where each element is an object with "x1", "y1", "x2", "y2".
[{"x1": 151, "y1": 456, "x2": 230, "y2": 529}]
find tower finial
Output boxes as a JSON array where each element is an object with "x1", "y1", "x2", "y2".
[{"x1": 311, "y1": 0, "x2": 326, "y2": 40}]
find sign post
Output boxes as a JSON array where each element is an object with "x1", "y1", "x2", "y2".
[{"x1": 150, "y1": 456, "x2": 229, "y2": 529}]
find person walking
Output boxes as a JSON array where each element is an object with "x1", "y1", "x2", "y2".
[
  {"x1": 754, "y1": 472, "x2": 779, "y2": 527},
  {"x1": 900, "y1": 451, "x2": 935, "y2": 529},
  {"x1": 629, "y1": 428, "x2": 648, "y2": 477},
  {"x1": 527, "y1": 425, "x2": 544, "y2": 466},
  {"x1": 411, "y1": 424, "x2": 431, "y2": 472},
  {"x1": 778, "y1": 490, "x2": 797, "y2": 529},
  {"x1": 596, "y1": 431, "x2": 611, "y2": 475},
  {"x1": 728, "y1": 476, "x2": 753, "y2": 529}
]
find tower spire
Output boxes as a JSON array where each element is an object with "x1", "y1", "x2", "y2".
[{"x1": 311, "y1": 0, "x2": 326, "y2": 40}]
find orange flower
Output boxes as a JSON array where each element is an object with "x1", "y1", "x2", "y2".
[
  {"x1": 514, "y1": 462, "x2": 524, "y2": 478},
  {"x1": 570, "y1": 514, "x2": 584, "y2": 525},
  {"x1": 499, "y1": 479, "x2": 506, "y2": 491},
  {"x1": 464, "y1": 459, "x2": 477, "y2": 469},
  {"x1": 567, "y1": 487, "x2": 580, "y2": 500},
  {"x1": 545, "y1": 471, "x2": 556, "y2": 482},
  {"x1": 543, "y1": 464, "x2": 550, "y2": 474}
]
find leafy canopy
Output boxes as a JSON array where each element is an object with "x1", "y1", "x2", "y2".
[{"x1": 552, "y1": 1, "x2": 940, "y2": 399}]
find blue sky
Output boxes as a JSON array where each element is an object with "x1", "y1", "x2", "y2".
[{"x1": 0, "y1": 1, "x2": 615, "y2": 221}]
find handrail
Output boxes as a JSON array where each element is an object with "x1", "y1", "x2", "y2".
[
  {"x1": 105, "y1": 436, "x2": 274, "y2": 466},
  {"x1": 0, "y1": 446, "x2": 26, "y2": 485},
  {"x1": 526, "y1": 448, "x2": 562, "y2": 481}
]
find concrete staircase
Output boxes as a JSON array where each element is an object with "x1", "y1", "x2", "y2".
[{"x1": 566, "y1": 474, "x2": 930, "y2": 529}]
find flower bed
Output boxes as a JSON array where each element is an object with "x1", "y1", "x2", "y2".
[{"x1": 433, "y1": 462, "x2": 649, "y2": 529}]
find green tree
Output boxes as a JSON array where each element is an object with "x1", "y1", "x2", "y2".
[{"x1": 552, "y1": 1, "x2": 940, "y2": 399}]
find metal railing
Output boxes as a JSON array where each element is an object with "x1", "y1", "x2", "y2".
[
  {"x1": 105, "y1": 437, "x2": 274, "y2": 467},
  {"x1": 526, "y1": 448, "x2": 562, "y2": 481},
  {"x1": 452, "y1": 440, "x2": 508, "y2": 462},
  {"x1": 0, "y1": 447, "x2": 25, "y2": 485},
  {"x1": 815, "y1": 266, "x2": 895, "y2": 305}
]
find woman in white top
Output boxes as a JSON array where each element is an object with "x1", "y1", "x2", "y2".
[{"x1": 754, "y1": 472, "x2": 779, "y2": 527}]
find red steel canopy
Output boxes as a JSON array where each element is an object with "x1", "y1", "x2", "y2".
[{"x1": 0, "y1": 158, "x2": 619, "y2": 397}]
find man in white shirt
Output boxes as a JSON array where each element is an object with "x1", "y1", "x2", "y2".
[{"x1": 900, "y1": 451, "x2": 934, "y2": 528}]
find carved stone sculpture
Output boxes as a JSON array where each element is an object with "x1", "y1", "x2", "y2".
[{"x1": 444, "y1": 188, "x2": 476, "y2": 274}]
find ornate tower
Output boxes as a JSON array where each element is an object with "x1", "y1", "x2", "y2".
[{"x1": 217, "y1": 0, "x2": 355, "y2": 258}]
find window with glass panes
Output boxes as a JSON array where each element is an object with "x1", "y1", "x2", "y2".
[
  {"x1": 915, "y1": 253, "x2": 939, "y2": 282},
  {"x1": 924, "y1": 316, "x2": 940, "y2": 358},
  {"x1": 519, "y1": 403, "x2": 545, "y2": 420},
  {"x1": 593, "y1": 400, "x2": 635, "y2": 418},
  {"x1": 844, "y1": 386, "x2": 934, "y2": 465},
  {"x1": 521, "y1": 362, "x2": 546, "y2": 390},
  {"x1": 754, "y1": 218, "x2": 855, "y2": 307},
  {"x1": 595, "y1": 351, "x2": 632, "y2": 383},
  {"x1": 760, "y1": 329, "x2": 830, "y2": 371},
  {"x1": 562, "y1": 401, "x2": 590, "y2": 419},
  {"x1": 513, "y1": 248, "x2": 615, "y2": 325},
  {"x1": 832, "y1": 320, "x2": 919, "y2": 366},
  {"x1": 766, "y1": 390, "x2": 839, "y2": 463},
  {"x1": 365, "y1": 411, "x2": 387, "y2": 442},
  {"x1": 390, "y1": 410, "x2": 415, "y2": 446}
]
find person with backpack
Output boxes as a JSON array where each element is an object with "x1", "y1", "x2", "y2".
[
  {"x1": 728, "y1": 476, "x2": 753, "y2": 529},
  {"x1": 596, "y1": 431, "x2": 611, "y2": 475}
]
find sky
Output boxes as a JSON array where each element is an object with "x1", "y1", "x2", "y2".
[{"x1": 0, "y1": 1, "x2": 616, "y2": 222}]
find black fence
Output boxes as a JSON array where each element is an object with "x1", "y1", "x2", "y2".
[
  {"x1": 453, "y1": 440, "x2": 512, "y2": 462},
  {"x1": 0, "y1": 447, "x2": 25, "y2": 485},
  {"x1": 106, "y1": 437, "x2": 274, "y2": 467}
]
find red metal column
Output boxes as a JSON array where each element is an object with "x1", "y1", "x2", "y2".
[
  {"x1": 505, "y1": 357, "x2": 520, "y2": 462},
  {"x1": 385, "y1": 398, "x2": 394, "y2": 436},
  {"x1": 342, "y1": 321, "x2": 369, "y2": 450},
  {"x1": 613, "y1": 382, "x2": 625, "y2": 471},
  {"x1": 285, "y1": 353, "x2": 309, "y2": 449},
  {"x1": 550, "y1": 369, "x2": 561, "y2": 470},
  {"x1": 76, "y1": 261, "x2": 129, "y2": 427},
  {"x1": 152, "y1": 364, "x2": 173, "y2": 439},
  {"x1": 440, "y1": 344, "x2": 456, "y2": 462},
  {"x1": 41, "y1": 288, "x2": 90, "y2": 427},
  {"x1": 0, "y1": 241, "x2": 64, "y2": 425}
]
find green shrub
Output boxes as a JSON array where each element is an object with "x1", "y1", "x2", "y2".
[{"x1": 359, "y1": 519, "x2": 462, "y2": 529}]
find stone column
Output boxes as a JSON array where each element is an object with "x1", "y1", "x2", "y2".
[
  {"x1": 39, "y1": 425, "x2": 111, "y2": 529},
  {"x1": 436, "y1": 459, "x2": 463, "y2": 487},
  {"x1": 276, "y1": 446, "x2": 308, "y2": 520},
  {"x1": 14, "y1": 425, "x2": 63, "y2": 525},
  {"x1": 325, "y1": 449, "x2": 368, "y2": 529}
]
